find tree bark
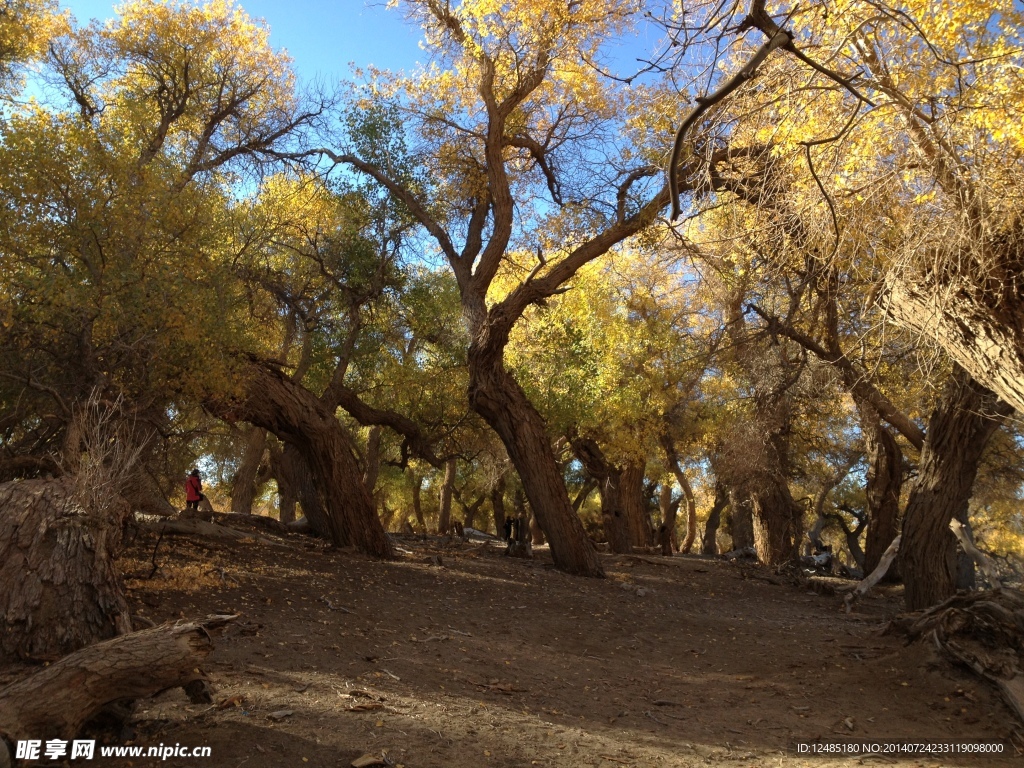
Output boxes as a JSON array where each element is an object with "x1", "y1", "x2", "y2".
[
  {"x1": 702, "y1": 482, "x2": 727, "y2": 555},
  {"x1": 621, "y1": 462, "x2": 652, "y2": 548},
  {"x1": 726, "y1": 487, "x2": 755, "y2": 551},
  {"x1": 230, "y1": 426, "x2": 267, "y2": 515},
  {"x1": 214, "y1": 363, "x2": 392, "y2": 558},
  {"x1": 900, "y1": 368, "x2": 1010, "y2": 610},
  {"x1": 855, "y1": 397, "x2": 905, "y2": 577},
  {"x1": 0, "y1": 478, "x2": 132, "y2": 663},
  {"x1": 883, "y1": 273, "x2": 1024, "y2": 417},
  {"x1": 0, "y1": 616, "x2": 232, "y2": 748},
  {"x1": 469, "y1": 362, "x2": 603, "y2": 576},
  {"x1": 437, "y1": 458, "x2": 457, "y2": 535},
  {"x1": 748, "y1": 478, "x2": 803, "y2": 565}
]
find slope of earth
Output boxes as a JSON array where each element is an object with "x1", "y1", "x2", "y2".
[{"x1": 41, "y1": 528, "x2": 1024, "y2": 766}]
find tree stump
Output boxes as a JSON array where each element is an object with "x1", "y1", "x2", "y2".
[{"x1": 0, "y1": 478, "x2": 131, "y2": 663}]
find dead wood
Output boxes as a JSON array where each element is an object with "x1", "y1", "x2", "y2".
[
  {"x1": 887, "y1": 588, "x2": 1024, "y2": 725},
  {"x1": 0, "y1": 615, "x2": 236, "y2": 760},
  {"x1": 142, "y1": 517, "x2": 288, "y2": 547},
  {"x1": 842, "y1": 535, "x2": 900, "y2": 612},
  {"x1": 950, "y1": 518, "x2": 1003, "y2": 589}
]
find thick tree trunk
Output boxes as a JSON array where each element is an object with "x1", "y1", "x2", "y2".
[
  {"x1": 0, "y1": 616, "x2": 232, "y2": 751},
  {"x1": 900, "y1": 369, "x2": 1009, "y2": 610},
  {"x1": 855, "y1": 398, "x2": 905, "y2": 577},
  {"x1": 470, "y1": 361, "x2": 602, "y2": 576},
  {"x1": 883, "y1": 276, "x2": 1024, "y2": 417},
  {"x1": 230, "y1": 426, "x2": 267, "y2": 515},
  {"x1": 621, "y1": 462, "x2": 652, "y2": 548},
  {"x1": 437, "y1": 458, "x2": 457, "y2": 535},
  {"x1": 702, "y1": 482, "x2": 727, "y2": 555},
  {"x1": 275, "y1": 443, "x2": 325, "y2": 532},
  {"x1": 726, "y1": 487, "x2": 755, "y2": 551},
  {"x1": 0, "y1": 479, "x2": 132, "y2": 663},
  {"x1": 216, "y1": 364, "x2": 392, "y2": 558},
  {"x1": 748, "y1": 478, "x2": 803, "y2": 565}
]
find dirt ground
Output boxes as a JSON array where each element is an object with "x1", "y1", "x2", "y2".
[{"x1": 17, "y1": 523, "x2": 1024, "y2": 768}]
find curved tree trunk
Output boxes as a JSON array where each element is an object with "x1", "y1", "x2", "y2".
[
  {"x1": 621, "y1": 462, "x2": 652, "y2": 548},
  {"x1": 216, "y1": 364, "x2": 392, "y2": 558},
  {"x1": 0, "y1": 478, "x2": 132, "y2": 663},
  {"x1": 900, "y1": 368, "x2": 1009, "y2": 610},
  {"x1": 470, "y1": 361, "x2": 603, "y2": 576},
  {"x1": 855, "y1": 398, "x2": 905, "y2": 577},
  {"x1": 230, "y1": 426, "x2": 267, "y2": 515}
]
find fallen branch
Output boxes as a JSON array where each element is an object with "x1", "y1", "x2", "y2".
[
  {"x1": 843, "y1": 535, "x2": 900, "y2": 612},
  {"x1": 0, "y1": 615, "x2": 236, "y2": 761},
  {"x1": 950, "y1": 518, "x2": 1003, "y2": 590}
]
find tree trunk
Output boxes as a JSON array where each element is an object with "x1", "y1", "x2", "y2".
[
  {"x1": 0, "y1": 478, "x2": 132, "y2": 663},
  {"x1": 230, "y1": 426, "x2": 267, "y2": 515},
  {"x1": 215, "y1": 364, "x2": 392, "y2": 558},
  {"x1": 410, "y1": 473, "x2": 426, "y2": 534},
  {"x1": 900, "y1": 368, "x2": 1009, "y2": 610},
  {"x1": 726, "y1": 487, "x2": 755, "y2": 551},
  {"x1": 748, "y1": 478, "x2": 803, "y2": 565},
  {"x1": 883, "y1": 276, "x2": 1024, "y2": 417},
  {"x1": 489, "y1": 475, "x2": 506, "y2": 536},
  {"x1": 268, "y1": 441, "x2": 297, "y2": 525},
  {"x1": 469, "y1": 360, "x2": 603, "y2": 576},
  {"x1": 570, "y1": 436, "x2": 631, "y2": 554},
  {"x1": 621, "y1": 462, "x2": 652, "y2": 548},
  {"x1": 702, "y1": 482, "x2": 727, "y2": 555},
  {"x1": 0, "y1": 616, "x2": 232, "y2": 750},
  {"x1": 855, "y1": 398, "x2": 905, "y2": 577},
  {"x1": 658, "y1": 483, "x2": 679, "y2": 556},
  {"x1": 437, "y1": 458, "x2": 457, "y2": 535},
  {"x1": 275, "y1": 443, "x2": 325, "y2": 533},
  {"x1": 571, "y1": 478, "x2": 597, "y2": 512}
]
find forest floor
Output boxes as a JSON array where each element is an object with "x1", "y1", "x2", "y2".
[{"x1": 35, "y1": 523, "x2": 1024, "y2": 767}]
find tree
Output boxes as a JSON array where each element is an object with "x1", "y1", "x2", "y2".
[{"x1": 304, "y1": 0, "x2": 697, "y2": 576}]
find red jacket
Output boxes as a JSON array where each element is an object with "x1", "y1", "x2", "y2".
[{"x1": 185, "y1": 474, "x2": 202, "y2": 502}]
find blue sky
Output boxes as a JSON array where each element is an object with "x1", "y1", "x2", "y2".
[{"x1": 61, "y1": 0, "x2": 428, "y2": 83}]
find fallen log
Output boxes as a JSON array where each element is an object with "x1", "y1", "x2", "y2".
[
  {"x1": 0, "y1": 615, "x2": 236, "y2": 763},
  {"x1": 140, "y1": 517, "x2": 287, "y2": 546}
]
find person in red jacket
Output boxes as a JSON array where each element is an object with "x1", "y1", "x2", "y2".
[{"x1": 185, "y1": 468, "x2": 203, "y2": 511}]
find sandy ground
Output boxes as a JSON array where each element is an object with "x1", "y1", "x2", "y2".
[{"x1": 9, "y1": 525, "x2": 1021, "y2": 768}]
